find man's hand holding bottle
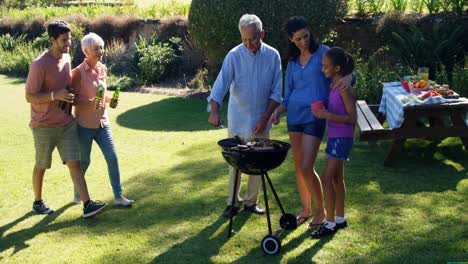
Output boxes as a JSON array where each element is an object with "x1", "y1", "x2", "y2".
[{"x1": 55, "y1": 87, "x2": 75, "y2": 103}]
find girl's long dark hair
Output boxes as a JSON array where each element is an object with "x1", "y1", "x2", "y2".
[
  {"x1": 325, "y1": 47, "x2": 355, "y2": 76},
  {"x1": 285, "y1": 16, "x2": 319, "y2": 61}
]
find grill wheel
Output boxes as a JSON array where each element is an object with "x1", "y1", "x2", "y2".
[{"x1": 261, "y1": 235, "x2": 281, "y2": 255}]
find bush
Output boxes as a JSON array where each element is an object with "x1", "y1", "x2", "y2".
[
  {"x1": 388, "y1": 22, "x2": 465, "y2": 82},
  {"x1": 188, "y1": 0, "x2": 348, "y2": 69},
  {"x1": 390, "y1": 0, "x2": 409, "y2": 12},
  {"x1": 450, "y1": 60, "x2": 468, "y2": 96},
  {"x1": 0, "y1": 3, "x2": 190, "y2": 21},
  {"x1": 103, "y1": 38, "x2": 127, "y2": 65},
  {"x1": 106, "y1": 74, "x2": 139, "y2": 91},
  {"x1": 0, "y1": 33, "x2": 27, "y2": 51},
  {"x1": 68, "y1": 23, "x2": 85, "y2": 67},
  {"x1": 423, "y1": 0, "x2": 442, "y2": 14},
  {"x1": 31, "y1": 31, "x2": 49, "y2": 50},
  {"x1": 188, "y1": 68, "x2": 209, "y2": 90},
  {"x1": 0, "y1": 42, "x2": 41, "y2": 76},
  {"x1": 0, "y1": 0, "x2": 57, "y2": 8},
  {"x1": 430, "y1": 57, "x2": 467, "y2": 96},
  {"x1": 138, "y1": 38, "x2": 181, "y2": 83},
  {"x1": 350, "y1": 45, "x2": 411, "y2": 104}
]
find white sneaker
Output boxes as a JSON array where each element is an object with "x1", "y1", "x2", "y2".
[
  {"x1": 72, "y1": 197, "x2": 82, "y2": 205},
  {"x1": 114, "y1": 196, "x2": 135, "y2": 207}
]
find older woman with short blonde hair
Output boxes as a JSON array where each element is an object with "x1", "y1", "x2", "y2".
[{"x1": 71, "y1": 32, "x2": 134, "y2": 207}]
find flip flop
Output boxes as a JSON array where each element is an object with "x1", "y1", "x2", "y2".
[
  {"x1": 308, "y1": 220, "x2": 326, "y2": 230},
  {"x1": 296, "y1": 215, "x2": 311, "y2": 226}
]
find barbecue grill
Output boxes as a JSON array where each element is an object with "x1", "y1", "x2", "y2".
[{"x1": 218, "y1": 137, "x2": 297, "y2": 255}]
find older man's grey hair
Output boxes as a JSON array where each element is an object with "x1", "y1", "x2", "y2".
[
  {"x1": 81, "y1": 32, "x2": 105, "y2": 56},
  {"x1": 238, "y1": 14, "x2": 263, "y2": 32}
]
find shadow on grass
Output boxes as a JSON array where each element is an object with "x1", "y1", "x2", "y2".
[
  {"x1": 348, "y1": 139, "x2": 467, "y2": 194},
  {"x1": 150, "y1": 214, "x2": 252, "y2": 263},
  {"x1": 0, "y1": 203, "x2": 75, "y2": 256},
  {"x1": 116, "y1": 97, "x2": 227, "y2": 132},
  {"x1": 1, "y1": 75, "x2": 26, "y2": 85},
  {"x1": 228, "y1": 229, "x2": 335, "y2": 264},
  {"x1": 3, "y1": 136, "x2": 465, "y2": 262}
]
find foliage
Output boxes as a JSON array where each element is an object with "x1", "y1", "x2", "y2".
[
  {"x1": 422, "y1": 0, "x2": 441, "y2": 13},
  {"x1": 388, "y1": 23, "x2": 465, "y2": 82},
  {"x1": 450, "y1": 60, "x2": 468, "y2": 96},
  {"x1": 189, "y1": 0, "x2": 348, "y2": 69},
  {"x1": 103, "y1": 38, "x2": 127, "y2": 65},
  {"x1": 369, "y1": 0, "x2": 386, "y2": 14},
  {"x1": 0, "y1": 0, "x2": 57, "y2": 8},
  {"x1": 0, "y1": 33, "x2": 27, "y2": 51},
  {"x1": 447, "y1": 0, "x2": 467, "y2": 15},
  {"x1": 69, "y1": 23, "x2": 85, "y2": 67},
  {"x1": 187, "y1": 67, "x2": 208, "y2": 90},
  {"x1": 138, "y1": 37, "x2": 182, "y2": 83},
  {"x1": 0, "y1": 2, "x2": 190, "y2": 21},
  {"x1": 408, "y1": 0, "x2": 425, "y2": 12},
  {"x1": 132, "y1": 33, "x2": 158, "y2": 66},
  {"x1": 31, "y1": 31, "x2": 49, "y2": 50},
  {"x1": 347, "y1": 0, "x2": 465, "y2": 14},
  {"x1": 353, "y1": 0, "x2": 367, "y2": 15},
  {"x1": 0, "y1": 20, "x2": 88, "y2": 76},
  {"x1": 351, "y1": 46, "x2": 409, "y2": 103},
  {"x1": 0, "y1": 42, "x2": 41, "y2": 75},
  {"x1": 106, "y1": 73, "x2": 139, "y2": 91},
  {"x1": 390, "y1": 0, "x2": 409, "y2": 12}
]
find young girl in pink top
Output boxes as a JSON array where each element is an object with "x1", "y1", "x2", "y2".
[
  {"x1": 72, "y1": 33, "x2": 134, "y2": 207},
  {"x1": 311, "y1": 47, "x2": 356, "y2": 238}
]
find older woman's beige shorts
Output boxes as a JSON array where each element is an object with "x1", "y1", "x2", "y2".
[{"x1": 31, "y1": 120, "x2": 80, "y2": 169}]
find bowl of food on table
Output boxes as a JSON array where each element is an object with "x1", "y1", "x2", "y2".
[
  {"x1": 400, "y1": 75, "x2": 420, "y2": 92},
  {"x1": 408, "y1": 79, "x2": 430, "y2": 94}
]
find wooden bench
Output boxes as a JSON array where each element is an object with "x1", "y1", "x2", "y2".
[
  {"x1": 355, "y1": 100, "x2": 387, "y2": 141},
  {"x1": 355, "y1": 100, "x2": 468, "y2": 166}
]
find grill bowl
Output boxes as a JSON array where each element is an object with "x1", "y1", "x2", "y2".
[{"x1": 218, "y1": 138, "x2": 290, "y2": 175}]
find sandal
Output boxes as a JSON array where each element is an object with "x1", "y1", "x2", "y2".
[
  {"x1": 296, "y1": 214, "x2": 311, "y2": 226},
  {"x1": 307, "y1": 220, "x2": 326, "y2": 230},
  {"x1": 311, "y1": 224, "x2": 337, "y2": 239}
]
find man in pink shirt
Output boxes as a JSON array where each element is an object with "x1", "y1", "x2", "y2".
[{"x1": 25, "y1": 20, "x2": 107, "y2": 218}]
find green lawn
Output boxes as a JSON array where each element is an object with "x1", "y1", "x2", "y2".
[{"x1": 0, "y1": 74, "x2": 466, "y2": 263}]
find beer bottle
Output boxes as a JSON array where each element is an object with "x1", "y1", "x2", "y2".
[
  {"x1": 58, "y1": 85, "x2": 71, "y2": 114},
  {"x1": 95, "y1": 84, "x2": 104, "y2": 110},
  {"x1": 64, "y1": 102, "x2": 71, "y2": 115},
  {"x1": 109, "y1": 85, "x2": 120, "y2": 108}
]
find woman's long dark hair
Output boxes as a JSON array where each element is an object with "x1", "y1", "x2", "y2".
[{"x1": 285, "y1": 16, "x2": 320, "y2": 61}]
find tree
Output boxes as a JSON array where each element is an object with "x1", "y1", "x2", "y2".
[{"x1": 188, "y1": 0, "x2": 348, "y2": 70}]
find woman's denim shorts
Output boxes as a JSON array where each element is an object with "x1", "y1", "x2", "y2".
[{"x1": 287, "y1": 120, "x2": 326, "y2": 138}]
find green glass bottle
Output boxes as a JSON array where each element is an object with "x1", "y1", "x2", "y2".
[
  {"x1": 109, "y1": 85, "x2": 120, "y2": 109},
  {"x1": 95, "y1": 84, "x2": 104, "y2": 110}
]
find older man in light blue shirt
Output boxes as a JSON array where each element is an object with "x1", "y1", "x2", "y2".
[{"x1": 207, "y1": 14, "x2": 282, "y2": 218}]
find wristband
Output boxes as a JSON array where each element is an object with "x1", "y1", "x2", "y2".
[{"x1": 51, "y1": 91, "x2": 54, "y2": 101}]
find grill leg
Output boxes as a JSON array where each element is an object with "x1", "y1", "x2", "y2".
[
  {"x1": 228, "y1": 169, "x2": 240, "y2": 238},
  {"x1": 264, "y1": 172, "x2": 286, "y2": 215},
  {"x1": 261, "y1": 172, "x2": 273, "y2": 235}
]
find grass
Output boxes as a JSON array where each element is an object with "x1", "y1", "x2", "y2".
[{"x1": 0, "y1": 74, "x2": 467, "y2": 263}]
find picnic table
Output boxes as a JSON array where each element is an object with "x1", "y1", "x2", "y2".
[{"x1": 356, "y1": 82, "x2": 468, "y2": 166}]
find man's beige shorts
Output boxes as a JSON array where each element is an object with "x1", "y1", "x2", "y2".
[{"x1": 31, "y1": 120, "x2": 80, "y2": 169}]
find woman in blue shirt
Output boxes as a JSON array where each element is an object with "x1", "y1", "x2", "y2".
[{"x1": 271, "y1": 16, "x2": 351, "y2": 229}]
